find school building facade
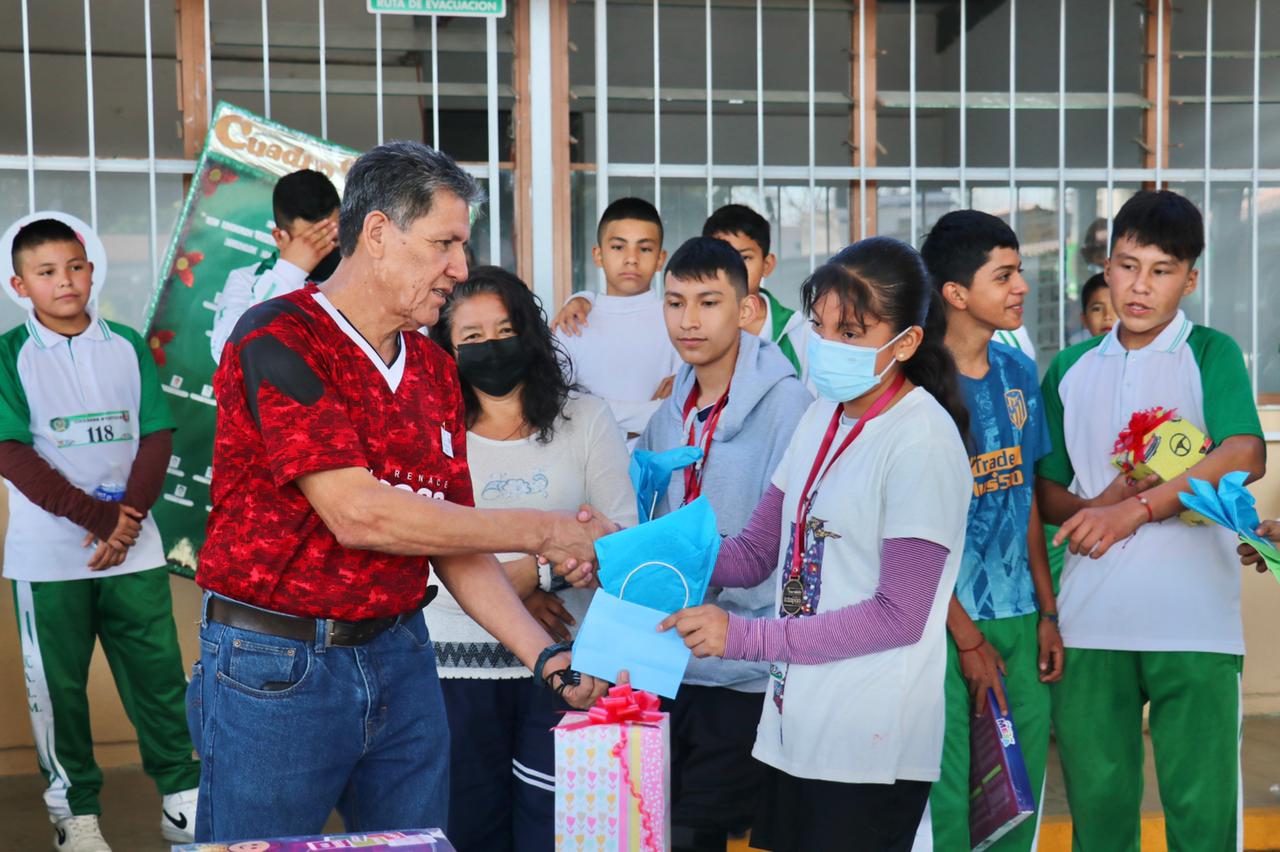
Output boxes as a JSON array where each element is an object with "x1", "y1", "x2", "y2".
[{"x1": 0, "y1": 0, "x2": 1278, "y2": 770}]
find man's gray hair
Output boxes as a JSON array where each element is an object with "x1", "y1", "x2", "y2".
[{"x1": 338, "y1": 140, "x2": 485, "y2": 257}]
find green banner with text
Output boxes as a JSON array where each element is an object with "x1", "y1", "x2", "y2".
[{"x1": 141, "y1": 102, "x2": 357, "y2": 576}]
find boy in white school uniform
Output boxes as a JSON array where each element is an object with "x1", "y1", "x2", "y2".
[
  {"x1": 209, "y1": 168, "x2": 340, "y2": 363},
  {"x1": 1037, "y1": 190, "x2": 1266, "y2": 850},
  {"x1": 554, "y1": 197, "x2": 680, "y2": 442},
  {"x1": 554, "y1": 203, "x2": 808, "y2": 381},
  {"x1": 0, "y1": 217, "x2": 200, "y2": 852}
]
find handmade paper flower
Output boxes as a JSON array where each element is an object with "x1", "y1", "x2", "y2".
[
  {"x1": 172, "y1": 250, "x2": 204, "y2": 288},
  {"x1": 149, "y1": 328, "x2": 176, "y2": 366}
]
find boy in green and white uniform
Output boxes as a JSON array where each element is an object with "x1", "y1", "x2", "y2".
[
  {"x1": 700, "y1": 204, "x2": 808, "y2": 380},
  {"x1": 0, "y1": 216, "x2": 200, "y2": 852},
  {"x1": 1037, "y1": 191, "x2": 1266, "y2": 851}
]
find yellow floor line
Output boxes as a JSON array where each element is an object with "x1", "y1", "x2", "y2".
[
  {"x1": 725, "y1": 808, "x2": 1280, "y2": 851},
  {"x1": 1032, "y1": 809, "x2": 1280, "y2": 852}
]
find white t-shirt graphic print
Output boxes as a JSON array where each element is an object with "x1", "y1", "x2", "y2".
[{"x1": 754, "y1": 388, "x2": 972, "y2": 784}]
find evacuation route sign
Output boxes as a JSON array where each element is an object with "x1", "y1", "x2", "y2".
[
  {"x1": 368, "y1": 0, "x2": 506, "y2": 16},
  {"x1": 140, "y1": 101, "x2": 358, "y2": 577}
]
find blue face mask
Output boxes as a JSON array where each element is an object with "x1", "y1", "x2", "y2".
[{"x1": 806, "y1": 326, "x2": 909, "y2": 403}]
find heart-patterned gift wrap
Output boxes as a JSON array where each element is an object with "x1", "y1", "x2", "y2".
[{"x1": 554, "y1": 686, "x2": 671, "y2": 851}]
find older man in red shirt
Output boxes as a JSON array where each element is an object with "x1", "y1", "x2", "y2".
[{"x1": 189, "y1": 141, "x2": 614, "y2": 842}]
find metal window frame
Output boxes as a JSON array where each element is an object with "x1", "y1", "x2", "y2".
[{"x1": 7, "y1": 1, "x2": 1274, "y2": 398}]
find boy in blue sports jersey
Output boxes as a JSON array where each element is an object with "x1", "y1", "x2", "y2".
[{"x1": 920, "y1": 210, "x2": 1063, "y2": 851}]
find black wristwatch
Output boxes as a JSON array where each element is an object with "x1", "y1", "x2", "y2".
[{"x1": 533, "y1": 641, "x2": 575, "y2": 689}]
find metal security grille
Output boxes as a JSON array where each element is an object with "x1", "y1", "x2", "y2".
[
  {"x1": 576, "y1": 0, "x2": 1278, "y2": 398},
  {"x1": 3, "y1": 0, "x2": 517, "y2": 318},
  {"x1": 3, "y1": 0, "x2": 1276, "y2": 397}
]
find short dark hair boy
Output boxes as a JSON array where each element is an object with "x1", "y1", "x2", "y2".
[
  {"x1": 665, "y1": 235, "x2": 749, "y2": 299},
  {"x1": 920, "y1": 209, "x2": 1020, "y2": 289},
  {"x1": 554, "y1": 197, "x2": 679, "y2": 440},
  {"x1": 702, "y1": 203, "x2": 771, "y2": 257},
  {"x1": 700, "y1": 204, "x2": 806, "y2": 377},
  {"x1": 1037, "y1": 188, "x2": 1263, "y2": 848},
  {"x1": 921, "y1": 208, "x2": 1058, "y2": 850},
  {"x1": 211, "y1": 169, "x2": 342, "y2": 362},
  {"x1": 273, "y1": 168, "x2": 341, "y2": 231},
  {"x1": 640, "y1": 234, "x2": 811, "y2": 851},
  {"x1": 596, "y1": 196, "x2": 664, "y2": 247},
  {"x1": 1108, "y1": 189, "x2": 1204, "y2": 264},
  {"x1": 1, "y1": 213, "x2": 200, "y2": 850},
  {"x1": 10, "y1": 218, "x2": 81, "y2": 274}
]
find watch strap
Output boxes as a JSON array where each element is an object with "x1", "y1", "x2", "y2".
[{"x1": 533, "y1": 640, "x2": 574, "y2": 687}]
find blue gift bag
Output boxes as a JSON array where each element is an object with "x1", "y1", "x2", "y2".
[
  {"x1": 571, "y1": 497, "x2": 722, "y2": 698},
  {"x1": 572, "y1": 592, "x2": 692, "y2": 698}
]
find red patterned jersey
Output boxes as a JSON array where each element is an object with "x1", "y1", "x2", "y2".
[{"x1": 198, "y1": 285, "x2": 474, "y2": 620}]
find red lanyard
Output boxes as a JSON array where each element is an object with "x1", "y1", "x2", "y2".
[
  {"x1": 788, "y1": 372, "x2": 907, "y2": 579},
  {"x1": 681, "y1": 382, "x2": 731, "y2": 505}
]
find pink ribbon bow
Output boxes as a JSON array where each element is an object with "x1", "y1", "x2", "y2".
[{"x1": 560, "y1": 685, "x2": 665, "y2": 851}]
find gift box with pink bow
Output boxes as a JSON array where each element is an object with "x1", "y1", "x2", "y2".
[{"x1": 553, "y1": 685, "x2": 671, "y2": 852}]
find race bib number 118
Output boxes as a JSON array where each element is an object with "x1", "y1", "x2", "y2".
[{"x1": 49, "y1": 411, "x2": 134, "y2": 449}]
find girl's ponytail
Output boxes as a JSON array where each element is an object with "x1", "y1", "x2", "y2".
[{"x1": 904, "y1": 287, "x2": 970, "y2": 440}]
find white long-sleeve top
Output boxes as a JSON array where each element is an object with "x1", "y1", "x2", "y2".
[
  {"x1": 554, "y1": 290, "x2": 681, "y2": 441},
  {"x1": 209, "y1": 258, "x2": 309, "y2": 364}
]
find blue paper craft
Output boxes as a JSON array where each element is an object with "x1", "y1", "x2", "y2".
[
  {"x1": 630, "y1": 446, "x2": 703, "y2": 523},
  {"x1": 571, "y1": 590, "x2": 692, "y2": 698},
  {"x1": 595, "y1": 496, "x2": 721, "y2": 614},
  {"x1": 1178, "y1": 471, "x2": 1280, "y2": 578}
]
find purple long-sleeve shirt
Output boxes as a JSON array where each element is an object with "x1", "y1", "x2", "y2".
[{"x1": 713, "y1": 485, "x2": 950, "y2": 665}]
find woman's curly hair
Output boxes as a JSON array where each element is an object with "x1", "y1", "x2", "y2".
[{"x1": 429, "y1": 265, "x2": 576, "y2": 444}]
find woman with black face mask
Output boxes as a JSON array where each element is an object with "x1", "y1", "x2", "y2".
[{"x1": 426, "y1": 266, "x2": 638, "y2": 852}]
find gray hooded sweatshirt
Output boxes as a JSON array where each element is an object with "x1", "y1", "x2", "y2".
[{"x1": 637, "y1": 331, "x2": 813, "y2": 692}]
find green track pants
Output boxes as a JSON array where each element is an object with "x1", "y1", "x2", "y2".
[
  {"x1": 11, "y1": 568, "x2": 200, "y2": 817},
  {"x1": 1051, "y1": 648, "x2": 1241, "y2": 852},
  {"x1": 930, "y1": 612, "x2": 1050, "y2": 851}
]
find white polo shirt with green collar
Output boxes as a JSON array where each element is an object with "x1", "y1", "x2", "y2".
[
  {"x1": 1036, "y1": 310, "x2": 1263, "y2": 654},
  {"x1": 0, "y1": 310, "x2": 174, "y2": 581}
]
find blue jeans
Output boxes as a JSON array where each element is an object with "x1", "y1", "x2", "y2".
[{"x1": 186, "y1": 593, "x2": 450, "y2": 842}]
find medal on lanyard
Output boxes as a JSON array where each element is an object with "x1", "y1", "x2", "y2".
[
  {"x1": 680, "y1": 382, "x2": 730, "y2": 505},
  {"x1": 781, "y1": 372, "x2": 907, "y2": 616}
]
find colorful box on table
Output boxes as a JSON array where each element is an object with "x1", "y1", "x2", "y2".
[
  {"x1": 969, "y1": 682, "x2": 1036, "y2": 851},
  {"x1": 554, "y1": 685, "x2": 671, "y2": 852},
  {"x1": 171, "y1": 829, "x2": 454, "y2": 851},
  {"x1": 1111, "y1": 407, "x2": 1212, "y2": 525}
]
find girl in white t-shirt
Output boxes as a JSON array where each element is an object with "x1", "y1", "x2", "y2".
[
  {"x1": 426, "y1": 267, "x2": 638, "y2": 852},
  {"x1": 661, "y1": 237, "x2": 973, "y2": 851}
]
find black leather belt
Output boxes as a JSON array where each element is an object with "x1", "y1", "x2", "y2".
[{"x1": 207, "y1": 596, "x2": 421, "y2": 648}]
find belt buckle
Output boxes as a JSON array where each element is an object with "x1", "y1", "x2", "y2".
[{"x1": 323, "y1": 619, "x2": 337, "y2": 648}]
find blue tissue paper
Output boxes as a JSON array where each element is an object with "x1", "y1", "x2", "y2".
[
  {"x1": 630, "y1": 446, "x2": 703, "y2": 523},
  {"x1": 596, "y1": 496, "x2": 720, "y2": 614}
]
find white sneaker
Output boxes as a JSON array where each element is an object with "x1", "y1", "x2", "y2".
[
  {"x1": 160, "y1": 788, "x2": 198, "y2": 843},
  {"x1": 51, "y1": 815, "x2": 111, "y2": 852}
]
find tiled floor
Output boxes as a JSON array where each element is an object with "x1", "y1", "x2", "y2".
[{"x1": 3, "y1": 717, "x2": 1279, "y2": 851}]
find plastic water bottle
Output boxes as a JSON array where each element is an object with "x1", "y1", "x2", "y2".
[{"x1": 93, "y1": 464, "x2": 126, "y2": 502}]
